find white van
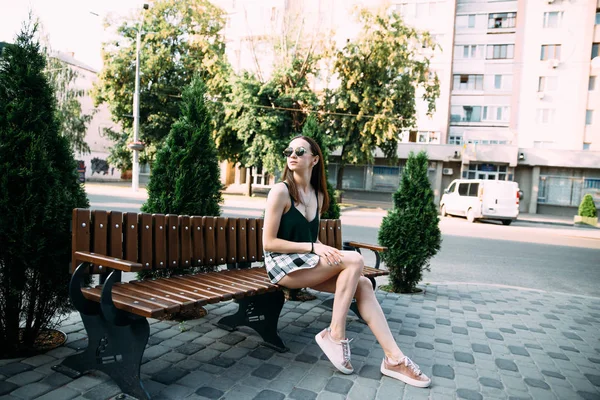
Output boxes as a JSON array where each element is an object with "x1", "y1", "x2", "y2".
[{"x1": 440, "y1": 179, "x2": 520, "y2": 225}]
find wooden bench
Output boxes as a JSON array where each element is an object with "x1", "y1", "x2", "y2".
[{"x1": 53, "y1": 208, "x2": 388, "y2": 400}]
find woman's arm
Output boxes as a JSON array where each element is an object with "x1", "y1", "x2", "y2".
[{"x1": 263, "y1": 183, "x2": 312, "y2": 253}]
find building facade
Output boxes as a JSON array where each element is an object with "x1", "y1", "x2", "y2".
[{"x1": 214, "y1": 0, "x2": 600, "y2": 216}]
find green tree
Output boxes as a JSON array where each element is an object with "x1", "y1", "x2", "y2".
[
  {"x1": 139, "y1": 78, "x2": 222, "y2": 280},
  {"x1": 578, "y1": 194, "x2": 598, "y2": 218},
  {"x1": 45, "y1": 53, "x2": 94, "y2": 155},
  {"x1": 93, "y1": 0, "x2": 227, "y2": 166},
  {"x1": 378, "y1": 151, "x2": 441, "y2": 293},
  {"x1": 0, "y1": 20, "x2": 89, "y2": 356},
  {"x1": 325, "y1": 7, "x2": 440, "y2": 189},
  {"x1": 300, "y1": 114, "x2": 340, "y2": 219}
]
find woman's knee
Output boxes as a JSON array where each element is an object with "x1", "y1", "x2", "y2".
[
  {"x1": 355, "y1": 276, "x2": 374, "y2": 299},
  {"x1": 342, "y1": 251, "x2": 364, "y2": 273}
]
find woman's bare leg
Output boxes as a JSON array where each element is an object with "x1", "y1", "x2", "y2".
[
  {"x1": 278, "y1": 250, "x2": 364, "y2": 341},
  {"x1": 311, "y1": 275, "x2": 404, "y2": 361}
]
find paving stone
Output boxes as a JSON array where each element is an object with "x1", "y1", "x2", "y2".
[
  {"x1": 220, "y1": 333, "x2": 246, "y2": 346},
  {"x1": 486, "y1": 332, "x2": 504, "y2": 341},
  {"x1": 495, "y1": 359, "x2": 518, "y2": 372},
  {"x1": 559, "y1": 346, "x2": 580, "y2": 353},
  {"x1": 10, "y1": 382, "x2": 52, "y2": 399},
  {"x1": 539, "y1": 323, "x2": 555, "y2": 329},
  {"x1": 325, "y1": 377, "x2": 353, "y2": 395},
  {"x1": 176, "y1": 343, "x2": 206, "y2": 356},
  {"x1": 357, "y1": 364, "x2": 380, "y2": 380},
  {"x1": 456, "y1": 388, "x2": 483, "y2": 400},
  {"x1": 508, "y1": 346, "x2": 530, "y2": 357},
  {"x1": 585, "y1": 374, "x2": 600, "y2": 387},
  {"x1": 563, "y1": 332, "x2": 583, "y2": 341},
  {"x1": 0, "y1": 363, "x2": 32, "y2": 378},
  {"x1": 21, "y1": 355, "x2": 55, "y2": 368},
  {"x1": 295, "y1": 353, "x2": 319, "y2": 364},
  {"x1": 500, "y1": 328, "x2": 517, "y2": 334},
  {"x1": 418, "y1": 323, "x2": 434, "y2": 329},
  {"x1": 432, "y1": 364, "x2": 455, "y2": 379},
  {"x1": 452, "y1": 327, "x2": 469, "y2": 335},
  {"x1": 252, "y1": 389, "x2": 285, "y2": 400},
  {"x1": 436, "y1": 318, "x2": 451, "y2": 326},
  {"x1": 249, "y1": 347, "x2": 275, "y2": 360},
  {"x1": 463, "y1": 306, "x2": 477, "y2": 312},
  {"x1": 454, "y1": 352, "x2": 475, "y2": 364},
  {"x1": 194, "y1": 386, "x2": 224, "y2": 399},
  {"x1": 512, "y1": 324, "x2": 528, "y2": 331},
  {"x1": 524, "y1": 343, "x2": 543, "y2": 350},
  {"x1": 6, "y1": 370, "x2": 45, "y2": 386},
  {"x1": 547, "y1": 352, "x2": 569, "y2": 361},
  {"x1": 479, "y1": 377, "x2": 504, "y2": 389},
  {"x1": 35, "y1": 386, "x2": 79, "y2": 400},
  {"x1": 251, "y1": 363, "x2": 283, "y2": 380},
  {"x1": 352, "y1": 347, "x2": 369, "y2": 357},
  {"x1": 153, "y1": 367, "x2": 189, "y2": 385},
  {"x1": 435, "y1": 338, "x2": 452, "y2": 345},
  {"x1": 543, "y1": 314, "x2": 559, "y2": 321},
  {"x1": 415, "y1": 342, "x2": 434, "y2": 350},
  {"x1": 479, "y1": 314, "x2": 494, "y2": 321},
  {"x1": 524, "y1": 378, "x2": 550, "y2": 390},
  {"x1": 472, "y1": 343, "x2": 492, "y2": 354},
  {"x1": 0, "y1": 381, "x2": 18, "y2": 396},
  {"x1": 298, "y1": 373, "x2": 329, "y2": 392},
  {"x1": 578, "y1": 391, "x2": 600, "y2": 400},
  {"x1": 144, "y1": 345, "x2": 171, "y2": 360},
  {"x1": 398, "y1": 329, "x2": 416, "y2": 337},
  {"x1": 289, "y1": 387, "x2": 317, "y2": 400},
  {"x1": 467, "y1": 321, "x2": 483, "y2": 329}
]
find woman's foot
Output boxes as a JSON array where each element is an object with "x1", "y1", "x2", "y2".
[
  {"x1": 315, "y1": 328, "x2": 354, "y2": 374},
  {"x1": 380, "y1": 356, "x2": 431, "y2": 388}
]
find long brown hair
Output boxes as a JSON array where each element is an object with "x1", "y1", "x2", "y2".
[{"x1": 282, "y1": 135, "x2": 330, "y2": 215}]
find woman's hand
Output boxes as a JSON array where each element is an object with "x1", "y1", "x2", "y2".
[{"x1": 313, "y1": 243, "x2": 343, "y2": 266}]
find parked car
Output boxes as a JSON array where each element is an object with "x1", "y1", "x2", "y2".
[{"x1": 440, "y1": 179, "x2": 520, "y2": 225}]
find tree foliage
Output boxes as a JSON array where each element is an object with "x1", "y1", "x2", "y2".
[
  {"x1": 378, "y1": 151, "x2": 441, "y2": 293},
  {"x1": 325, "y1": 7, "x2": 440, "y2": 189},
  {"x1": 0, "y1": 20, "x2": 89, "y2": 356},
  {"x1": 578, "y1": 194, "x2": 598, "y2": 218},
  {"x1": 93, "y1": 0, "x2": 228, "y2": 166}
]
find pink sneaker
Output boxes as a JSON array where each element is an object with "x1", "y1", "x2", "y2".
[
  {"x1": 381, "y1": 356, "x2": 431, "y2": 388},
  {"x1": 315, "y1": 328, "x2": 354, "y2": 374}
]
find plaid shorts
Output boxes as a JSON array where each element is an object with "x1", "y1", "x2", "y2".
[{"x1": 264, "y1": 251, "x2": 320, "y2": 284}]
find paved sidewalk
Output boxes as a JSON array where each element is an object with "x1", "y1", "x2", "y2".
[{"x1": 1, "y1": 283, "x2": 599, "y2": 400}]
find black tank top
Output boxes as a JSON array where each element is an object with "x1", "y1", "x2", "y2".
[{"x1": 277, "y1": 182, "x2": 319, "y2": 244}]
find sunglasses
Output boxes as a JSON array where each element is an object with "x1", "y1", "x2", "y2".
[{"x1": 283, "y1": 146, "x2": 313, "y2": 158}]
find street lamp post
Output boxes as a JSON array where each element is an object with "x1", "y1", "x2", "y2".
[{"x1": 128, "y1": 3, "x2": 149, "y2": 192}]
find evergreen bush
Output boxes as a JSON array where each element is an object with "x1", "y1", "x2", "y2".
[
  {"x1": 378, "y1": 151, "x2": 441, "y2": 293},
  {"x1": 0, "y1": 22, "x2": 89, "y2": 356},
  {"x1": 578, "y1": 194, "x2": 597, "y2": 218},
  {"x1": 139, "y1": 78, "x2": 223, "y2": 280}
]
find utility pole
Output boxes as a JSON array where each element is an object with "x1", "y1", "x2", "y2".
[{"x1": 128, "y1": 3, "x2": 149, "y2": 191}]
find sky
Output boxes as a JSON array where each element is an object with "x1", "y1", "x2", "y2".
[{"x1": 0, "y1": 0, "x2": 148, "y2": 70}]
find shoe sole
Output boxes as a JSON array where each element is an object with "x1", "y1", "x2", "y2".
[
  {"x1": 380, "y1": 361, "x2": 431, "y2": 388},
  {"x1": 315, "y1": 332, "x2": 354, "y2": 375}
]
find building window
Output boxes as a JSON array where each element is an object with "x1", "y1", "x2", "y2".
[
  {"x1": 494, "y1": 75, "x2": 502, "y2": 89},
  {"x1": 593, "y1": 43, "x2": 599, "y2": 60},
  {"x1": 487, "y1": 44, "x2": 514, "y2": 59},
  {"x1": 482, "y1": 106, "x2": 510, "y2": 122},
  {"x1": 448, "y1": 135, "x2": 463, "y2": 145},
  {"x1": 543, "y1": 11, "x2": 563, "y2": 28},
  {"x1": 536, "y1": 108, "x2": 556, "y2": 124},
  {"x1": 485, "y1": 74, "x2": 512, "y2": 90},
  {"x1": 586, "y1": 110, "x2": 594, "y2": 125},
  {"x1": 538, "y1": 76, "x2": 558, "y2": 92},
  {"x1": 455, "y1": 45, "x2": 482, "y2": 59},
  {"x1": 451, "y1": 106, "x2": 482, "y2": 123},
  {"x1": 456, "y1": 14, "x2": 476, "y2": 28},
  {"x1": 590, "y1": 76, "x2": 597, "y2": 91},
  {"x1": 488, "y1": 12, "x2": 516, "y2": 29},
  {"x1": 596, "y1": 9, "x2": 600, "y2": 25},
  {"x1": 452, "y1": 74, "x2": 483, "y2": 90},
  {"x1": 540, "y1": 44, "x2": 561, "y2": 61},
  {"x1": 373, "y1": 166, "x2": 400, "y2": 192},
  {"x1": 583, "y1": 143, "x2": 591, "y2": 151}
]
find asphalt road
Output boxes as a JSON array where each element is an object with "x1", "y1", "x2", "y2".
[{"x1": 86, "y1": 185, "x2": 600, "y2": 298}]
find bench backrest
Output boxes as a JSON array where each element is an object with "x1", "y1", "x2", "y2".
[{"x1": 71, "y1": 208, "x2": 343, "y2": 273}]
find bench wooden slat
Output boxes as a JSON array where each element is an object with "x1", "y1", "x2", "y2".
[
  {"x1": 167, "y1": 215, "x2": 179, "y2": 268},
  {"x1": 92, "y1": 210, "x2": 108, "y2": 273},
  {"x1": 108, "y1": 211, "x2": 123, "y2": 261},
  {"x1": 74, "y1": 251, "x2": 143, "y2": 272},
  {"x1": 124, "y1": 212, "x2": 139, "y2": 263},
  {"x1": 216, "y1": 217, "x2": 227, "y2": 265},
  {"x1": 222, "y1": 268, "x2": 274, "y2": 287},
  {"x1": 237, "y1": 218, "x2": 248, "y2": 263},
  {"x1": 140, "y1": 213, "x2": 153, "y2": 270},
  {"x1": 213, "y1": 271, "x2": 270, "y2": 293},
  {"x1": 125, "y1": 281, "x2": 199, "y2": 309},
  {"x1": 241, "y1": 268, "x2": 274, "y2": 283},
  {"x1": 180, "y1": 216, "x2": 192, "y2": 268},
  {"x1": 154, "y1": 214, "x2": 167, "y2": 269},
  {"x1": 204, "y1": 217, "x2": 216, "y2": 265},
  {"x1": 160, "y1": 275, "x2": 237, "y2": 301},
  {"x1": 326, "y1": 220, "x2": 335, "y2": 247},
  {"x1": 72, "y1": 209, "x2": 91, "y2": 273},
  {"x1": 81, "y1": 287, "x2": 165, "y2": 318},
  {"x1": 319, "y1": 220, "x2": 327, "y2": 243},
  {"x1": 175, "y1": 274, "x2": 248, "y2": 299},
  {"x1": 226, "y1": 218, "x2": 237, "y2": 264},
  {"x1": 138, "y1": 279, "x2": 225, "y2": 303},
  {"x1": 363, "y1": 266, "x2": 388, "y2": 277},
  {"x1": 191, "y1": 216, "x2": 204, "y2": 265},
  {"x1": 109, "y1": 285, "x2": 181, "y2": 314},
  {"x1": 247, "y1": 219, "x2": 258, "y2": 263},
  {"x1": 347, "y1": 241, "x2": 387, "y2": 253},
  {"x1": 334, "y1": 220, "x2": 342, "y2": 250},
  {"x1": 257, "y1": 219, "x2": 264, "y2": 262}
]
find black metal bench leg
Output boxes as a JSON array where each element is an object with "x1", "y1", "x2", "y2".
[{"x1": 217, "y1": 291, "x2": 288, "y2": 352}]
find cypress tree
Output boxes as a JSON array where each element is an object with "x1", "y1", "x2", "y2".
[
  {"x1": 378, "y1": 151, "x2": 441, "y2": 293},
  {"x1": 0, "y1": 21, "x2": 89, "y2": 356},
  {"x1": 578, "y1": 194, "x2": 597, "y2": 218}
]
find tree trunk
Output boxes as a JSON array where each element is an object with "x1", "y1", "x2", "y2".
[{"x1": 246, "y1": 166, "x2": 253, "y2": 197}]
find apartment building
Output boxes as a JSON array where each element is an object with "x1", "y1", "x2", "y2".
[{"x1": 213, "y1": 0, "x2": 600, "y2": 216}]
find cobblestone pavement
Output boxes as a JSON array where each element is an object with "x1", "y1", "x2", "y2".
[{"x1": 1, "y1": 284, "x2": 600, "y2": 400}]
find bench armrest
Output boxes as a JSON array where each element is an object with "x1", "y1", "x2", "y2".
[
  {"x1": 74, "y1": 251, "x2": 143, "y2": 273},
  {"x1": 345, "y1": 242, "x2": 387, "y2": 253},
  {"x1": 343, "y1": 241, "x2": 387, "y2": 270}
]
